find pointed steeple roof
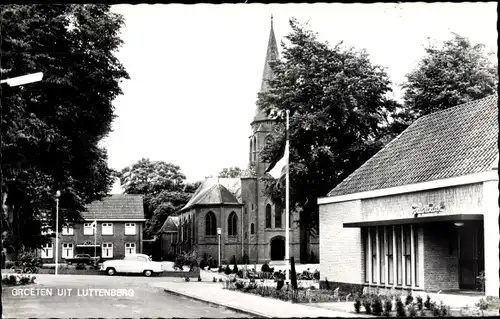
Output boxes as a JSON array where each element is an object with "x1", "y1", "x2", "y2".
[{"x1": 253, "y1": 15, "x2": 279, "y2": 123}]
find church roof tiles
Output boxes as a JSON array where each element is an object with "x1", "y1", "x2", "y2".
[{"x1": 180, "y1": 178, "x2": 242, "y2": 212}]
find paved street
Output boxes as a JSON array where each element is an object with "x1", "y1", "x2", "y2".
[{"x1": 1, "y1": 275, "x2": 250, "y2": 318}]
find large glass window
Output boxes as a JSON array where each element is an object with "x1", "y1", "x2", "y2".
[
  {"x1": 363, "y1": 228, "x2": 369, "y2": 283},
  {"x1": 387, "y1": 227, "x2": 394, "y2": 285},
  {"x1": 404, "y1": 225, "x2": 412, "y2": 286},
  {"x1": 395, "y1": 225, "x2": 402, "y2": 286},
  {"x1": 371, "y1": 227, "x2": 377, "y2": 283},
  {"x1": 379, "y1": 226, "x2": 385, "y2": 284},
  {"x1": 414, "y1": 226, "x2": 419, "y2": 287}
]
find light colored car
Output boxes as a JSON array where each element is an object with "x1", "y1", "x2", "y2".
[{"x1": 100, "y1": 254, "x2": 164, "y2": 277}]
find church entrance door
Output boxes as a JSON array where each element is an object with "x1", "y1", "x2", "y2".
[{"x1": 270, "y1": 236, "x2": 285, "y2": 260}]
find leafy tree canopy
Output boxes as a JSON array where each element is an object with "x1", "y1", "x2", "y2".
[
  {"x1": 257, "y1": 18, "x2": 399, "y2": 233},
  {"x1": 217, "y1": 167, "x2": 243, "y2": 178},
  {"x1": 401, "y1": 33, "x2": 498, "y2": 122},
  {"x1": 1, "y1": 4, "x2": 128, "y2": 251},
  {"x1": 118, "y1": 158, "x2": 199, "y2": 237}
]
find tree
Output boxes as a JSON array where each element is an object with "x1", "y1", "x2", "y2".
[
  {"x1": 217, "y1": 167, "x2": 243, "y2": 178},
  {"x1": 401, "y1": 33, "x2": 498, "y2": 122},
  {"x1": 257, "y1": 18, "x2": 399, "y2": 233},
  {"x1": 118, "y1": 158, "x2": 199, "y2": 237},
  {"x1": 1, "y1": 4, "x2": 128, "y2": 252}
]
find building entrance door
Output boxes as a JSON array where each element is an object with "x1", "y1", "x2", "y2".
[
  {"x1": 270, "y1": 237, "x2": 285, "y2": 260},
  {"x1": 458, "y1": 221, "x2": 484, "y2": 290}
]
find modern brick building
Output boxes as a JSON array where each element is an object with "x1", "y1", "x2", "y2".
[
  {"x1": 40, "y1": 194, "x2": 146, "y2": 262},
  {"x1": 317, "y1": 95, "x2": 499, "y2": 297},
  {"x1": 158, "y1": 18, "x2": 319, "y2": 264}
]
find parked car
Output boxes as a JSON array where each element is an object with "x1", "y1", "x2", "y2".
[
  {"x1": 66, "y1": 254, "x2": 100, "y2": 265},
  {"x1": 100, "y1": 254, "x2": 163, "y2": 277}
]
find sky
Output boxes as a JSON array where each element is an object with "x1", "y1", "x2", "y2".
[{"x1": 103, "y1": 2, "x2": 498, "y2": 193}]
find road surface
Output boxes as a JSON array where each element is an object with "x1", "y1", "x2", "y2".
[{"x1": 1, "y1": 274, "x2": 250, "y2": 318}]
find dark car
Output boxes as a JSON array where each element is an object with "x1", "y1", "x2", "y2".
[{"x1": 66, "y1": 254, "x2": 100, "y2": 265}]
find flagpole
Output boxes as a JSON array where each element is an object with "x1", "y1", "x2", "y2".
[
  {"x1": 285, "y1": 109, "x2": 290, "y2": 283},
  {"x1": 94, "y1": 211, "x2": 96, "y2": 261}
]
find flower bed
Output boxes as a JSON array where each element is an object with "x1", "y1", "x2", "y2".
[{"x1": 223, "y1": 278, "x2": 353, "y2": 303}]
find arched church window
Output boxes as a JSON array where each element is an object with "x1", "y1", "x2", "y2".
[
  {"x1": 252, "y1": 136, "x2": 257, "y2": 162},
  {"x1": 228, "y1": 211, "x2": 238, "y2": 236},
  {"x1": 266, "y1": 204, "x2": 272, "y2": 228},
  {"x1": 205, "y1": 211, "x2": 216, "y2": 236},
  {"x1": 250, "y1": 223, "x2": 255, "y2": 234},
  {"x1": 249, "y1": 139, "x2": 253, "y2": 163},
  {"x1": 275, "y1": 205, "x2": 282, "y2": 228}
]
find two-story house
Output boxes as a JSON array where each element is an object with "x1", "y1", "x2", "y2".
[{"x1": 40, "y1": 194, "x2": 145, "y2": 262}]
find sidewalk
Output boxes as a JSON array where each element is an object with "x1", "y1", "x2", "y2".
[{"x1": 150, "y1": 280, "x2": 361, "y2": 318}]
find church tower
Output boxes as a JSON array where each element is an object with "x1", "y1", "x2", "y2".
[{"x1": 249, "y1": 16, "x2": 279, "y2": 177}]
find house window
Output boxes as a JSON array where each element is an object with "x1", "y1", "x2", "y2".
[
  {"x1": 250, "y1": 223, "x2": 255, "y2": 235},
  {"x1": 125, "y1": 223, "x2": 136, "y2": 235},
  {"x1": 205, "y1": 211, "x2": 216, "y2": 235},
  {"x1": 62, "y1": 243, "x2": 74, "y2": 259},
  {"x1": 125, "y1": 243, "x2": 136, "y2": 255},
  {"x1": 265, "y1": 204, "x2": 272, "y2": 228},
  {"x1": 228, "y1": 211, "x2": 238, "y2": 236},
  {"x1": 274, "y1": 206, "x2": 282, "y2": 228},
  {"x1": 102, "y1": 223, "x2": 113, "y2": 235},
  {"x1": 102, "y1": 243, "x2": 113, "y2": 258},
  {"x1": 387, "y1": 226, "x2": 394, "y2": 285},
  {"x1": 84, "y1": 223, "x2": 94, "y2": 235},
  {"x1": 41, "y1": 243, "x2": 53, "y2": 259},
  {"x1": 62, "y1": 225, "x2": 74, "y2": 235}
]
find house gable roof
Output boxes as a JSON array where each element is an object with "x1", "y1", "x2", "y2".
[
  {"x1": 159, "y1": 216, "x2": 180, "y2": 233},
  {"x1": 327, "y1": 95, "x2": 498, "y2": 197},
  {"x1": 81, "y1": 194, "x2": 145, "y2": 220}
]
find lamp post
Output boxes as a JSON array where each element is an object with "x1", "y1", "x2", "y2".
[
  {"x1": 217, "y1": 227, "x2": 222, "y2": 267},
  {"x1": 55, "y1": 190, "x2": 60, "y2": 275}
]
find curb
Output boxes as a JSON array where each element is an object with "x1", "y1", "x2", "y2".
[{"x1": 161, "y1": 288, "x2": 270, "y2": 318}]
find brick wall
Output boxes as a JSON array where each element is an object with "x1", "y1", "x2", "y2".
[
  {"x1": 319, "y1": 199, "x2": 363, "y2": 284},
  {"x1": 423, "y1": 223, "x2": 459, "y2": 290}
]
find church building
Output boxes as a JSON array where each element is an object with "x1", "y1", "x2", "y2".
[{"x1": 159, "y1": 19, "x2": 319, "y2": 264}]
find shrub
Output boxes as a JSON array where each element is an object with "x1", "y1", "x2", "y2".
[
  {"x1": 75, "y1": 263, "x2": 86, "y2": 270},
  {"x1": 407, "y1": 304, "x2": 417, "y2": 317},
  {"x1": 218, "y1": 278, "x2": 223, "y2": 282},
  {"x1": 395, "y1": 297, "x2": 406, "y2": 317},
  {"x1": 224, "y1": 265, "x2": 232, "y2": 275},
  {"x1": 405, "y1": 292, "x2": 413, "y2": 306},
  {"x1": 477, "y1": 271, "x2": 485, "y2": 292},
  {"x1": 363, "y1": 299, "x2": 372, "y2": 315},
  {"x1": 424, "y1": 295, "x2": 431, "y2": 309},
  {"x1": 236, "y1": 270, "x2": 243, "y2": 278},
  {"x1": 218, "y1": 265, "x2": 224, "y2": 273},
  {"x1": 235, "y1": 280, "x2": 245, "y2": 290},
  {"x1": 372, "y1": 296, "x2": 383, "y2": 316},
  {"x1": 261, "y1": 263, "x2": 271, "y2": 273},
  {"x1": 12, "y1": 249, "x2": 43, "y2": 273},
  {"x1": 354, "y1": 299, "x2": 361, "y2": 313},
  {"x1": 232, "y1": 262, "x2": 238, "y2": 274},
  {"x1": 174, "y1": 255, "x2": 184, "y2": 270},
  {"x1": 5, "y1": 260, "x2": 15, "y2": 269},
  {"x1": 199, "y1": 259, "x2": 207, "y2": 269},
  {"x1": 431, "y1": 302, "x2": 439, "y2": 316},
  {"x1": 416, "y1": 296, "x2": 423, "y2": 310},
  {"x1": 313, "y1": 270, "x2": 320, "y2": 280},
  {"x1": 212, "y1": 277, "x2": 216, "y2": 282},
  {"x1": 419, "y1": 309, "x2": 426, "y2": 317},
  {"x1": 184, "y1": 277, "x2": 190, "y2": 282},
  {"x1": 383, "y1": 298, "x2": 392, "y2": 316},
  {"x1": 276, "y1": 280, "x2": 284, "y2": 291}
]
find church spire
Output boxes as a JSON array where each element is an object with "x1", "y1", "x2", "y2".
[{"x1": 253, "y1": 15, "x2": 279, "y2": 123}]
